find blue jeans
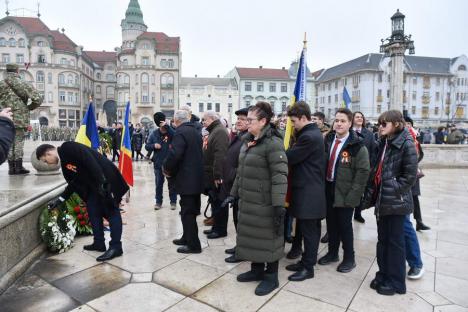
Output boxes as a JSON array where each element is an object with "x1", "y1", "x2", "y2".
[
  {"x1": 404, "y1": 214, "x2": 423, "y2": 269},
  {"x1": 154, "y1": 166, "x2": 177, "y2": 205}
]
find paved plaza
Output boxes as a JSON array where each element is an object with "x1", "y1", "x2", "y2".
[{"x1": 0, "y1": 162, "x2": 467, "y2": 312}]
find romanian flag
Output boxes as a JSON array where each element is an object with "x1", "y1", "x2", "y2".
[
  {"x1": 75, "y1": 102, "x2": 100, "y2": 150},
  {"x1": 343, "y1": 86, "x2": 351, "y2": 109},
  {"x1": 118, "y1": 102, "x2": 133, "y2": 186},
  {"x1": 283, "y1": 36, "x2": 307, "y2": 207}
]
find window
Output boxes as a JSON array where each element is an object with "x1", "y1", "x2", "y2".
[
  {"x1": 257, "y1": 82, "x2": 264, "y2": 92},
  {"x1": 328, "y1": 95, "x2": 331, "y2": 104},
  {"x1": 207, "y1": 103, "x2": 212, "y2": 110},
  {"x1": 161, "y1": 73, "x2": 174, "y2": 88},
  {"x1": 0, "y1": 38, "x2": 5, "y2": 46},
  {"x1": 15, "y1": 54, "x2": 24, "y2": 64},
  {"x1": 151, "y1": 92, "x2": 155, "y2": 103},
  {"x1": 387, "y1": 89, "x2": 390, "y2": 98},
  {"x1": 59, "y1": 91, "x2": 66, "y2": 103},
  {"x1": 199, "y1": 103, "x2": 204, "y2": 112},
  {"x1": 141, "y1": 73, "x2": 149, "y2": 84},
  {"x1": 37, "y1": 40, "x2": 45, "y2": 47},
  {"x1": 48, "y1": 92, "x2": 53, "y2": 103},
  {"x1": 378, "y1": 73, "x2": 383, "y2": 82},
  {"x1": 67, "y1": 92, "x2": 74, "y2": 103},
  {"x1": 335, "y1": 94, "x2": 338, "y2": 103},
  {"x1": 2, "y1": 53, "x2": 10, "y2": 63},
  {"x1": 60, "y1": 58, "x2": 67, "y2": 65},
  {"x1": 245, "y1": 100, "x2": 251, "y2": 107},
  {"x1": 435, "y1": 107, "x2": 439, "y2": 115},
  {"x1": 17, "y1": 38, "x2": 25, "y2": 47},
  {"x1": 122, "y1": 59, "x2": 128, "y2": 65},
  {"x1": 215, "y1": 103, "x2": 220, "y2": 112},
  {"x1": 36, "y1": 71, "x2": 44, "y2": 82},
  {"x1": 58, "y1": 74, "x2": 65, "y2": 84},
  {"x1": 413, "y1": 77, "x2": 417, "y2": 85},
  {"x1": 141, "y1": 43, "x2": 150, "y2": 49},
  {"x1": 378, "y1": 89, "x2": 382, "y2": 97},
  {"x1": 8, "y1": 38, "x2": 16, "y2": 47},
  {"x1": 436, "y1": 77, "x2": 441, "y2": 86},
  {"x1": 436, "y1": 92, "x2": 440, "y2": 101},
  {"x1": 96, "y1": 73, "x2": 101, "y2": 80},
  {"x1": 96, "y1": 86, "x2": 101, "y2": 94},
  {"x1": 106, "y1": 86, "x2": 115, "y2": 99},
  {"x1": 47, "y1": 73, "x2": 52, "y2": 84},
  {"x1": 67, "y1": 74, "x2": 74, "y2": 85},
  {"x1": 142, "y1": 57, "x2": 150, "y2": 65},
  {"x1": 228, "y1": 103, "x2": 232, "y2": 112},
  {"x1": 281, "y1": 83, "x2": 287, "y2": 93},
  {"x1": 160, "y1": 59, "x2": 167, "y2": 68},
  {"x1": 412, "y1": 106, "x2": 416, "y2": 114},
  {"x1": 412, "y1": 91, "x2": 417, "y2": 100},
  {"x1": 38, "y1": 54, "x2": 46, "y2": 63},
  {"x1": 245, "y1": 82, "x2": 252, "y2": 91},
  {"x1": 458, "y1": 65, "x2": 466, "y2": 71},
  {"x1": 269, "y1": 83, "x2": 276, "y2": 92},
  {"x1": 282, "y1": 101, "x2": 287, "y2": 112},
  {"x1": 377, "y1": 105, "x2": 382, "y2": 114},
  {"x1": 168, "y1": 59, "x2": 174, "y2": 68}
]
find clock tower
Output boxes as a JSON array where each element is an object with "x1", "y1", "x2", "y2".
[{"x1": 120, "y1": 0, "x2": 147, "y2": 49}]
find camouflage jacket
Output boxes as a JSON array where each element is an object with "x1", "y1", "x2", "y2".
[{"x1": 0, "y1": 73, "x2": 43, "y2": 128}]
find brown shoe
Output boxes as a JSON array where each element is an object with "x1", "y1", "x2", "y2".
[{"x1": 203, "y1": 217, "x2": 214, "y2": 226}]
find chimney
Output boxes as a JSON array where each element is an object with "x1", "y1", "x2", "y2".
[
  {"x1": 195, "y1": 74, "x2": 197, "y2": 78},
  {"x1": 259, "y1": 66, "x2": 263, "y2": 69}
]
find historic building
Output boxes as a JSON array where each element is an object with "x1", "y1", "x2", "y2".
[
  {"x1": 0, "y1": 0, "x2": 180, "y2": 127},
  {"x1": 314, "y1": 53, "x2": 468, "y2": 124},
  {"x1": 179, "y1": 77, "x2": 239, "y2": 124}
]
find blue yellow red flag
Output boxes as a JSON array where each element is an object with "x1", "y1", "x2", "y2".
[
  {"x1": 118, "y1": 102, "x2": 133, "y2": 186},
  {"x1": 75, "y1": 102, "x2": 100, "y2": 150},
  {"x1": 343, "y1": 87, "x2": 351, "y2": 109}
]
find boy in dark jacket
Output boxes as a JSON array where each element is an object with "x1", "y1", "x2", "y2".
[{"x1": 318, "y1": 108, "x2": 370, "y2": 273}]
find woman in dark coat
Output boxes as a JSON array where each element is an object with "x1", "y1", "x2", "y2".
[
  {"x1": 131, "y1": 123, "x2": 145, "y2": 160},
  {"x1": 231, "y1": 102, "x2": 288, "y2": 296},
  {"x1": 363, "y1": 110, "x2": 418, "y2": 296}
]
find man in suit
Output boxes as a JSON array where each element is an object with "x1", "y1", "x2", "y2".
[
  {"x1": 164, "y1": 110, "x2": 204, "y2": 254},
  {"x1": 37, "y1": 141, "x2": 129, "y2": 261},
  {"x1": 284, "y1": 101, "x2": 327, "y2": 281}
]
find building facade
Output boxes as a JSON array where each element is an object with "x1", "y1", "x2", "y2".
[
  {"x1": 314, "y1": 53, "x2": 468, "y2": 125},
  {"x1": 226, "y1": 63, "x2": 316, "y2": 116},
  {"x1": 179, "y1": 77, "x2": 239, "y2": 123},
  {"x1": 0, "y1": 0, "x2": 181, "y2": 127}
]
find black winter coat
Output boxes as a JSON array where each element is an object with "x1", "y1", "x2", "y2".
[
  {"x1": 203, "y1": 120, "x2": 229, "y2": 191},
  {"x1": 286, "y1": 123, "x2": 326, "y2": 219},
  {"x1": 220, "y1": 131, "x2": 246, "y2": 198},
  {"x1": 191, "y1": 114, "x2": 203, "y2": 134},
  {"x1": 58, "y1": 141, "x2": 129, "y2": 209},
  {"x1": 0, "y1": 116, "x2": 15, "y2": 165},
  {"x1": 131, "y1": 129, "x2": 144, "y2": 151},
  {"x1": 363, "y1": 128, "x2": 418, "y2": 217},
  {"x1": 356, "y1": 127, "x2": 378, "y2": 166},
  {"x1": 111, "y1": 128, "x2": 122, "y2": 150},
  {"x1": 164, "y1": 122, "x2": 204, "y2": 196}
]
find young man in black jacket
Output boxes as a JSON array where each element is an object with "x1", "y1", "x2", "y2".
[
  {"x1": 284, "y1": 101, "x2": 326, "y2": 281},
  {"x1": 0, "y1": 108, "x2": 15, "y2": 165},
  {"x1": 37, "y1": 142, "x2": 129, "y2": 261}
]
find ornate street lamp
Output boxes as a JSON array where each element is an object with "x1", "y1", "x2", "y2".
[{"x1": 380, "y1": 9, "x2": 415, "y2": 111}]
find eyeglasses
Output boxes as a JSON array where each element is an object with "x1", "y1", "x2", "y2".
[
  {"x1": 246, "y1": 117, "x2": 258, "y2": 123},
  {"x1": 378, "y1": 121, "x2": 387, "y2": 127}
]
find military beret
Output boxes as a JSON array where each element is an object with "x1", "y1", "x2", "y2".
[
  {"x1": 6, "y1": 63, "x2": 19, "y2": 72},
  {"x1": 153, "y1": 112, "x2": 166, "y2": 126}
]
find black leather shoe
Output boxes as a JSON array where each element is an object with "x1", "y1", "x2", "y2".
[
  {"x1": 203, "y1": 229, "x2": 213, "y2": 235},
  {"x1": 320, "y1": 232, "x2": 329, "y2": 243},
  {"x1": 288, "y1": 268, "x2": 314, "y2": 281},
  {"x1": 225, "y1": 255, "x2": 242, "y2": 263},
  {"x1": 376, "y1": 282, "x2": 406, "y2": 296},
  {"x1": 177, "y1": 246, "x2": 202, "y2": 254},
  {"x1": 318, "y1": 253, "x2": 339, "y2": 265},
  {"x1": 96, "y1": 248, "x2": 123, "y2": 261},
  {"x1": 416, "y1": 222, "x2": 431, "y2": 231},
  {"x1": 206, "y1": 232, "x2": 227, "y2": 239},
  {"x1": 354, "y1": 215, "x2": 365, "y2": 223},
  {"x1": 370, "y1": 278, "x2": 380, "y2": 290},
  {"x1": 286, "y1": 248, "x2": 302, "y2": 259},
  {"x1": 285, "y1": 262, "x2": 304, "y2": 272},
  {"x1": 172, "y1": 238, "x2": 187, "y2": 246},
  {"x1": 83, "y1": 243, "x2": 106, "y2": 252},
  {"x1": 225, "y1": 247, "x2": 235, "y2": 254},
  {"x1": 337, "y1": 260, "x2": 356, "y2": 273}
]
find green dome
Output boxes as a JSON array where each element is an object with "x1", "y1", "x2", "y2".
[{"x1": 124, "y1": 0, "x2": 145, "y2": 25}]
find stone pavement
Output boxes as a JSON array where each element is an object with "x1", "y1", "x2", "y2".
[{"x1": 0, "y1": 162, "x2": 468, "y2": 312}]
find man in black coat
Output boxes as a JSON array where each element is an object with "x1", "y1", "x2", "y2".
[
  {"x1": 0, "y1": 108, "x2": 15, "y2": 165},
  {"x1": 284, "y1": 101, "x2": 326, "y2": 281},
  {"x1": 111, "y1": 122, "x2": 122, "y2": 162},
  {"x1": 37, "y1": 142, "x2": 129, "y2": 261},
  {"x1": 222, "y1": 107, "x2": 249, "y2": 263},
  {"x1": 164, "y1": 110, "x2": 204, "y2": 254}
]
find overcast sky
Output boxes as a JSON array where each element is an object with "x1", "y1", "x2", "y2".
[{"x1": 2, "y1": 0, "x2": 468, "y2": 77}]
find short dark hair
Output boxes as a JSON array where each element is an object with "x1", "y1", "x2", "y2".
[
  {"x1": 352, "y1": 111, "x2": 366, "y2": 127},
  {"x1": 378, "y1": 110, "x2": 405, "y2": 132},
  {"x1": 249, "y1": 101, "x2": 274, "y2": 124},
  {"x1": 287, "y1": 101, "x2": 311, "y2": 120},
  {"x1": 335, "y1": 108, "x2": 353, "y2": 122},
  {"x1": 36, "y1": 144, "x2": 56, "y2": 159},
  {"x1": 312, "y1": 111, "x2": 325, "y2": 121}
]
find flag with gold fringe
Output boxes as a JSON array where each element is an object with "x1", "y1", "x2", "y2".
[{"x1": 118, "y1": 102, "x2": 133, "y2": 186}]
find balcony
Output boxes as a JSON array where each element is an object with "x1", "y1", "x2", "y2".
[
  {"x1": 376, "y1": 95, "x2": 383, "y2": 102},
  {"x1": 351, "y1": 95, "x2": 360, "y2": 103},
  {"x1": 59, "y1": 82, "x2": 80, "y2": 89},
  {"x1": 422, "y1": 96, "x2": 430, "y2": 105},
  {"x1": 161, "y1": 83, "x2": 174, "y2": 89},
  {"x1": 116, "y1": 83, "x2": 130, "y2": 89},
  {"x1": 136, "y1": 101, "x2": 154, "y2": 107}
]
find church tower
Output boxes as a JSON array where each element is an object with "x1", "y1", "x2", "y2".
[{"x1": 121, "y1": 0, "x2": 147, "y2": 49}]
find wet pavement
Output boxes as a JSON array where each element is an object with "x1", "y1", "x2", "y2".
[{"x1": 1, "y1": 161, "x2": 468, "y2": 312}]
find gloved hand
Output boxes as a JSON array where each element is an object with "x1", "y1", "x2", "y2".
[
  {"x1": 48, "y1": 197, "x2": 65, "y2": 211},
  {"x1": 221, "y1": 196, "x2": 235, "y2": 209}
]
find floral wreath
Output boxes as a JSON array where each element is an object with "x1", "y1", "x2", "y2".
[{"x1": 39, "y1": 206, "x2": 76, "y2": 253}]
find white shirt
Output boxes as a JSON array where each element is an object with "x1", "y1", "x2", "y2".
[{"x1": 328, "y1": 133, "x2": 349, "y2": 181}]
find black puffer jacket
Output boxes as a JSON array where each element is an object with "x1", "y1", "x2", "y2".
[{"x1": 363, "y1": 128, "x2": 418, "y2": 217}]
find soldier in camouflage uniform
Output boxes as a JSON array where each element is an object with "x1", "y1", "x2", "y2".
[{"x1": 0, "y1": 63, "x2": 43, "y2": 174}]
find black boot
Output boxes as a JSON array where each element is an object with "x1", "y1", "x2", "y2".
[
  {"x1": 237, "y1": 264, "x2": 264, "y2": 282},
  {"x1": 8, "y1": 160, "x2": 15, "y2": 175},
  {"x1": 14, "y1": 159, "x2": 30, "y2": 174},
  {"x1": 255, "y1": 272, "x2": 279, "y2": 296}
]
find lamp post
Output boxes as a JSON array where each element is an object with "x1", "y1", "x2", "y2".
[{"x1": 380, "y1": 9, "x2": 415, "y2": 112}]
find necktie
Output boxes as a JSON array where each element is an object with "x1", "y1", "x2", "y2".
[{"x1": 326, "y1": 139, "x2": 341, "y2": 181}]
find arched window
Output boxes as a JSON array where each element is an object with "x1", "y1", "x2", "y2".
[
  {"x1": 36, "y1": 71, "x2": 44, "y2": 82},
  {"x1": 0, "y1": 38, "x2": 6, "y2": 46},
  {"x1": 458, "y1": 65, "x2": 467, "y2": 71},
  {"x1": 122, "y1": 59, "x2": 128, "y2": 65},
  {"x1": 161, "y1": 73, "x2": 174, "y2": 88},
  {"x1": 96, "y1": 86, "x2": 101, "y2": 94},
  {"x1": 58, "y1": 74, "x2": 65, "y2": 84},
  {"x1": 124, "y1": 75, "x2": 130, "y2": 84},
  {"x1": 141, "y1": 73, "x2": 149, "y2": 84},
  {"x1": 67, "y1": 74, "x2": 73, "y2": 85},
  {"x1": 106, "y1": 86, "x2": 115, "y2": 99},
  {"x1": 8, "y1": 38, "x2": 16, "y2": 47},
  {"x1": 18, "y1": 38, "x2": 25, "y2": 47}
]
